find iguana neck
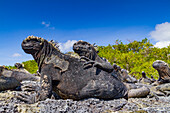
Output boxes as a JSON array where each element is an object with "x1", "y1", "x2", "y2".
[
  {"x1": 87, "y1": 49, "x2": 98, "y2": 61},
  {"x1": 32, "y1": 41, "x2": 53, "y2": 72},
  {"x1": 95, "y1": 55, "x2": 103, "y2": 63},
  {"x1": 158, "y1": 69, "x2": 170, "y2": 80}
]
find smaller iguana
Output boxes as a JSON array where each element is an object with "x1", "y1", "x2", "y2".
[
  {"x1": 121, "y1": 69, "x2": 137, "y2": 83},
  {"x1": 139, "y1": 71, "x2": 152, "y2": 84},
  {"x1": 153, "y1": 60, "x2": 170, "y2": 84},
  {"x1": 73, "y1": 40, "x2": 113, "y2": 73},
  {"x1": 73, "y1": 41, "x2": 151, "y2": 98},
  {"x1": 1, "y1": 63, "x2": 39, "y2": 82},
  {"x1": 0, "y1": 66, "x2": 21, "y2": 91}
]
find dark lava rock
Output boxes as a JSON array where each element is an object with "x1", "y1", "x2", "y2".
[{"x1": 0, "y1": 80, "x2": 169, "y2": 113}]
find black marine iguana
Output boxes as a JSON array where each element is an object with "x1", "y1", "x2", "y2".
[
  {"x1": 139, "y1": 71, "x2": 152, "y2": 84},
  {"x1": 73, "y1": 40, "x2": 113, "y2": 73},
  {"x1": 1, "y1": 63, "x2": 39, "y2": 82},
  {"x1": 153, "y1": 60, "x2": 170, "y2": 84},
  {"x1": 0, "y1": 66, "x2": 21, "y2": 91},
  {"x1": 19, "y1": 36, "x2": 128, "y2": 103}
]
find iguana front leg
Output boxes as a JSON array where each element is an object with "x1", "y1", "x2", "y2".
[
  {"x1": 80, "y1": 56, "x2": 102, "y2": 68},
  {"x1": 16, "y1": 74, "x2": 52, "y2": 103},
  {"x1": 80, "y1": 56, "x2": 113, "y2": 73},
  {"x1": 38, "y1": 74, "x2": 53, "y2": 100}
]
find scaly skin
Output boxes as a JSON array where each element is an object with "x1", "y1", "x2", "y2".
[
  {"x1": 19, "y1": 36, "x2": 128, "y2": 103},
  {"x1": 121, "y1": 69, "x2": 137, "y2": 83},
  {"x1": 1, "y1": 65, "x2": 39, "y2": 82},
  {"x1": 153, "y1": 60, "x2": 170, "y2": 84},
  {"x1": 73, "y1": 40, "x2": 113, "y2": 73},
  {"x1": 139, "y1": 71, "x2": 152, "y2": 84},
  {"x1": 0, "y1": 66, "x2": 21, "y2": 91}
]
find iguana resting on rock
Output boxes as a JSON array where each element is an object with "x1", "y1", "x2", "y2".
[
  {"x1": 19, "y1": 36, "x2": 128, "y2": 103},
  {"x1": 74, "y1": 41, "x2": 149, "y2": 98},
  {"x1": 0, "y1": 63, "x2": 39, "y2": 82},
  {"x1": 112, "y1": 64, "x2": 122, "y2": 81},
  {"x1": 121, "y1": 69, "x2": 137, "y2": 83},
  {"x1": 153, "y1": 60, "x2": 170, "y2": 84},
  {"x1": 0, "y1": 66, "x2": 21, "y2": 91},
  {"x1": 139, "y1": 71, "x2": 152, "y2": 84},
  {"x1": 73, "y1": 40, "x2": 113, "y2": 73}
]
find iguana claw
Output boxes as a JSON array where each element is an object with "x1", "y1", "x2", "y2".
[
  {"x1": 16, "y1": 92, "x2": 39, "y2": 104},
  {"x1": 80, "y1": 56, "x2": 90, "y2": 61}
]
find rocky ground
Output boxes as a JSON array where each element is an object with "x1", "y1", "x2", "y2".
[
  {"x1": 0, "y1": 80, "x2": 169, "y2": 113},
  {"x1": 0, "y1": 91, "x2": 169, "y2": 113}
]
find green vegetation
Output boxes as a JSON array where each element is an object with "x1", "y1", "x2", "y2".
[
  {"x1": 6, "y1": 60, "x2": 38, "y2": 74},
  {"x1": 5, "y1": 65, "x2": 17, "y2": 70},
  {"x1": 22, "y1": 60, "x2": 38, "y2": 74},
  {"x1": 98, "y1": 38, "x2": 170, "y2": 79}
]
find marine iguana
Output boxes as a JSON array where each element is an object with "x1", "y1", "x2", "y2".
[
  {"x1": 0, "y1": 66, "x2": 21, "y2": 91},
  {"x1": 72, "y1": 41, "x2": 150, "y2": 98},
  {"x1": 121, "y1": 69, "x2": 137, "y2": 83},
  {"x1": 1, "y1": 63, "x2": 39, "y2": 82},
  {"x1": 19, "y1": 36, "x2": 128, "y2": 103},
  {"x1": 139, "y1": 71, "x2": 152, "y2": 84},
  {"x1": 153, "y1": 60, "x2": 170, "y2": 84},
  {"x1": 73, "y1": 40, "x2": 113, "y2": 73}
]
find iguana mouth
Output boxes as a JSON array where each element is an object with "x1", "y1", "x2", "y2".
[
  {"x1": 73, "y1": 48, "x2": 88, "y2": 52},
  {"x1": 23, "y1": 47, "x2": 34, "y2": 50},
  {"x1": 73, "y1": 49, "x2": 86, "y2": 53},
  {"x1": 73, "y1": 49, "x2": 87, "y2": 56}
]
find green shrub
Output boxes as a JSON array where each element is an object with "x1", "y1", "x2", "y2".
[
  {"x1": 98, "y1": 38, "x2": 170, "y2": 79},
  {"x1": 5, "y1": 60, "x2": 38, "y2": 74},
  {"x1": 22, "y1": 60, "x2": 38, "y2": 74}
]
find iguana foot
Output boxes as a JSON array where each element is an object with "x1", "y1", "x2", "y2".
[
  {"x1": 80, "y1": 56, "x2": 101, "y2": 68},
  {"x1": 21, "y1": 81, "x2": 40, "y2": 92},
  {"x1": 16, "y1": 92, "x2": 39, "y2": 104},
  {"x1": 80, "y1": 56, "x2": 90, "y2": 61}
]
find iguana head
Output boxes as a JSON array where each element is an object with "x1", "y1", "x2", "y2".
[
  {"x1": 142, "y1": 71, "x2": 147, "y2": 78},
  {"x1": 153, "y1": 60, "x2": 169, "y2": 71},
  {"x1": 153, "y1": 60, "x2": 170, "y2": 83},
  {"x1": 15, "y1": 63, "x2": 24, "y2": 69},
  {"x1": 73, "y1": 40, "x2": 97, "y2": 59},
  {"x1": 22, "y1": 36, "x2": 44, "y2": 54}
]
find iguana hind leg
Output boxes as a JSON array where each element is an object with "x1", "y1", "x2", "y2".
[{"x1": 16, "y1": 74, "x2": 52, "y2": 103}]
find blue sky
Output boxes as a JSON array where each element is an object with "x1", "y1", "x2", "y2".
[{"x1": 1, "y1": 0, "x2": 170, "y2": 66}]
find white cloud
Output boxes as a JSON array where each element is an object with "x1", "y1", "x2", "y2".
[
  {"x1": 41, "y1": 21, "x2": 54, "y2": 29},
  {"x1": 154, "y1": 41, "x2": 170, "y2": 48},
  {"x1": 42, "y1": 21, "x2": 50, "y2": 27},
  {"x1": 12, "y1": 53, "x2": 22, "y2": 57},
  {"x1": 150, "y1": 22, "x2": 170, "y2": 48},
  {"x1": 41, "y1": 21, "x2": 45, "y2": 25},
  {"x1": 59, "y1": 40, "x2": 77, "y2": 53}
]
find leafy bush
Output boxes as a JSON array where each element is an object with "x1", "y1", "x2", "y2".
[
  {"x1": 98, "y1": 38, "x2": 170, "y2": 79},
  {"x1": 22, "y1": 60, "x2": 38, "y2": 74},
  {"x1": 5, "y1": 65, "x2": 17, "y2": 70},
  {"x1": 5, "y1": 60, "x2": 38, "y2": 74}
]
